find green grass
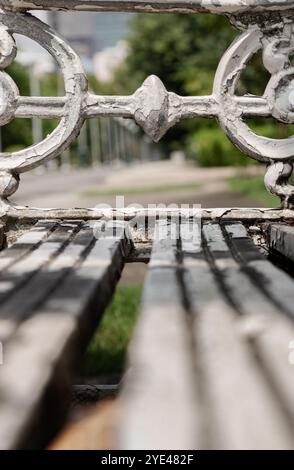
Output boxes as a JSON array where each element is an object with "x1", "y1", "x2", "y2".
[
  {"x1": 80, "y1": 182, "x2": 200, "y2": 198},
  {"x1": 83, "y1": 284, "x2": 142, "y2": 376},
  {"x1": 229, "y1": 175, "x2": 280, "y2": 208}
]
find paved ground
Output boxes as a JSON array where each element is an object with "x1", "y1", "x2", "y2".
[{"x1": 12, "y1": 160, "x2": 263, "y2": 209}]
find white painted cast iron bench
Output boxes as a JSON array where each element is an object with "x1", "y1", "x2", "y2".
[{"x1": 1, "y1": 0, "x2": 294, "y2": 450}]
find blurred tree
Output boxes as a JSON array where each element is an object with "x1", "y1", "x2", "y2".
[
  {"x1": 1, "y1": 18, "x2": 286, "y2": 167},
  {"x1": 113, "y1": 13, "x2": 276, "y2": 165},
  {"x1": 2, "y1": 62, "x2": 32, "y2": 152},
  {"x1": 115, "y1": 14, "x2": 236, "y2": 95},
  {"x1": 113, "y1": 14, "x2": 237, "y2": 159},
  {"x1": 2, "y1": 65, "x2": 62, "y2": 152}
]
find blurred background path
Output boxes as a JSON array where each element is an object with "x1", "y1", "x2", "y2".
[{"x1": 12, "y1": 160, "x2": 264, "y2": 209}]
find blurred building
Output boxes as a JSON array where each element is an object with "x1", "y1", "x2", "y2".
[
  {"x1": 94, "y1": 41, "x2": 128, "y2": 83},
  {"x1": 49, "y1": 11, "x2": 132, "y2": 75},
  {"x1": 17, "y1": 12, "x2": 54, "y2": 74},
  {"x1": 17, "y1": 11, "x2": 132, "y2": 78},
  {"x1": 50, "y1": 12, "x2": 95, "y2": 57},
  {"x1": 95, "y1": 13, "x2": 132, "y2": 52}
]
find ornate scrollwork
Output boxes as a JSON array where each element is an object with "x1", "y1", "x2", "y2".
[
  {"x1": 0, "y1": 10, "x2": 87, "y2": 199},
  {"x1": 0, "y1": 7, "x2": 294, "y2": 207},
  {"x1": 213, "y1": 16, "x2": 294, "y2": 206},
  {"x1": 214, "y1": 27, "x2": 294, "y2": 163}
]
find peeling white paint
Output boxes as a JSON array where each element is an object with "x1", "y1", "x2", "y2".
[
  {"x1": 0, "y1": 5, "x2": 293, "y2": 207},
  {"x1": 2, "y1": 1, "x2": 294, "y2": 15}
]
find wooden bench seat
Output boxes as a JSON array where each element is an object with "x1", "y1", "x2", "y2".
[
  {"x1": 119, "y1": 221, "x2": 294, "y2": 450},
  {"x1": 1, "y1": 0, "x2": 294, "y2": 452},
  {"x1": 0, "y1": 220, "x2": 130, "y2": 449},
  {"x1": 1, "y1": 219, "x2": 294, "y2": 449}
]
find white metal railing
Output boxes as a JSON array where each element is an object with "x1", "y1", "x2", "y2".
[
  {"x1": 0, "y1": 1, "x2": 293, "y2": 208},
  {"x1": 3, "y1": 1, "x2": 294, "y2": 14}
]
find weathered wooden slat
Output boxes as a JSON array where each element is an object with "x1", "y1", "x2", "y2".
[
  {"x1": 0, "y1": 221, "x2": 77, "y2": 302},
  {"x1": 222, "y1": 222, "x2": 294, "y2": 429},
  {"x1": 225, "y1": 222, "x2": 294, "y2": 317},
  {"x1": 0, "y1": 221, "x2": 129, "y2": 449},
  {"x1": 0, "y1": 221, "x2": 82, "y2": 343},
  {"x1": 267, "y1": 223, "x2": 294, "y2": 262},
  {"x1": 0, "y1": 220, "x2": 56, "y2": 271},
  {"x1": 119, "y1": 220, "x2": 199, "y2": 450},
  {"x1": 181, "y1": 222, "x2": 294, "y2": 449},
  {"x1": 203, "y1": 224, "x2": 289, "y2": 319}
]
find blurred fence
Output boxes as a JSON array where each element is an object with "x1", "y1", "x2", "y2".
[{"x1": 42, "y1": 117, "x2": 163, "y2": 172}]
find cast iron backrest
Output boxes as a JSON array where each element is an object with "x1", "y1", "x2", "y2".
[{"x1": 0, "y1": 1, "x2": 293, "y2": 208}]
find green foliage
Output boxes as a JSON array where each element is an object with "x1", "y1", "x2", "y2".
[
  {"x1": 83, "y1": 284, "x2": 142, "y2": 376},
  {"x1": 114, "y1": 14, "x2": 237, "y2": 157},
  {"x1": 1, "y1": 65, "x2": 64, "y2": 152},
  {"x1": 115, "y1": 14, "x2": 235, "y2": 95},
  {"x1": 40, "y1": 73, "x2": 63, "y2": 96},
  {"x1": 229, "y1": 175, "x2": 280, "y2": 207},
  {"x1": 2, "y1": 63, "x2": 32, "y2": 151},
  {"x1": 235, "y1": 51, "x2": 271, "y2": 96},
  {"x1": 2, "y1": 119, "x2": 32, "y2": 152},
  {"x1": 3, "y1": 17, "x2": 289, "y2": 167},
  {"x1": 1, "y1": 65, "x2": 79, "y2": 152},
  {"x1": 7, "y1": 61, "x2": 30, "y2": 95},
  {"x1": 187, "y1": 125, "x2": 246, "y2": 167},
  {"x1": 113, "y1": 13, "x2": 275, "y2": 165},
  {"x1": 188, "y1": 122, "x2": 289, "y2": 167},
  {"x1": 40, "y1": 74, "x2": 64, "y2": 138}
]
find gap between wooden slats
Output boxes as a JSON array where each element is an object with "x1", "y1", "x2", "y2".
[
  {"x1": 180, "y1": 222, "x2": 293, "y2": 449},
  {"x1": 118, "y1": 220, "x2": 199, "y2": 450},
  {"x1": 0, "y1": 221, "x2": 128, "y2": 450}
]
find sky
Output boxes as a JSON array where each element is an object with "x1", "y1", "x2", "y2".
[{"x1": 16, "y1": 11, "x2": 132, "y2": 73}]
